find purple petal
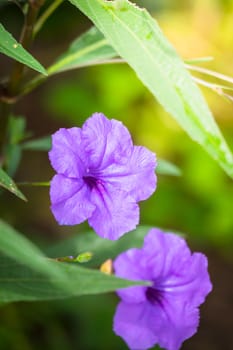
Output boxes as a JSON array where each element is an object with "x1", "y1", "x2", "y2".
[
  {"x1": 82, "y1": 113, "x2": 133, "y2": 170},
  {"x1": 50, "y1": 174, "x2": 95, "y2": 225},
  {"x1": 140, "y1": 229, "x2": 192, "y2": 280},
  {"x1": 160, "y1": 252, "x2": 212, "y2": 307},
  {"x1": 114, "y1": 249, "x2": 148, "y2": 303},
  {"x1": 101, "y1": 145, "x2": 156, "y2": 201},
  {"x1": 49, "y1": 114, "x2": 157, "y2": 237},
  {"x1": 142, "y1": 229, "x2": 212, "y2": 305},
  {"x1": 88, "y1": 182, "x2": 139, "y2": 240},
  {"x1": 114, "y1": 298, "x2": 199, "y2": 350},
  {"x1": 113, "y1": 229, "x2": 212, "y2": 350},
  {"x1": 148, "y1": 294, "x2": 200, "y2": 350},
  {"x1": 113, "y1": 301, "x2": 158, "y2": 350},
  {"x1": 49, "y1": 128, "x2": 86, "y2": 177}
]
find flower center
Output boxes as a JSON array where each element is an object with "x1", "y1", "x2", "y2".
[
  {"x1": 83, "y1": 176, "x2": 98, "y2": 189},
  {"x1": 145, "y1": 287, "x2": 163, "y2": 306}
]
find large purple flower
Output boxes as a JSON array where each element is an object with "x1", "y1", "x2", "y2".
[
  {"x1": 49, "y1": 113, "x2": 156, "y2": 240},
  {"x1": 113, "y1": 229, "x2": 212, "y2": 350}
]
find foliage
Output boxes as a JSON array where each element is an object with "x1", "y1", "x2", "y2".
[{"x1": 0, "y1": 0, "x2": 232, "y2": 349}]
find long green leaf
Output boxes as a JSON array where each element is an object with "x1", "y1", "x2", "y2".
[
  {"x1": 0, "y1": 219, "x2": 59, "y2": 278},
  {"x1": 5, "y1": 115, "x2": 26, "y2": 177},
  {"x1": 0, "y1": 254, "x2": 147, "y2": 303},
  {"x1": 0, "y1": 168, "x2": 26, "y2": 200},
  {"x1": 48, "y1": 26, "x2": 117, "y2": 75},
  {"x1": 0, "y1": 23, "x2": 47, "y2": 75},
  {"x1": 68, "y1": 0, "x2": 233, "y2": 178},
  {"x1": 0, "y1": 221, "x2": 148, "y2": 303}
]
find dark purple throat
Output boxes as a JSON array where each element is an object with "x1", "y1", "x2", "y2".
[
  {"x1": 145, "y1": 287, "x2": 163, "y2": 306},
  {"x1": 83, "y1": 176, "x2": 97, "y2": 189}
]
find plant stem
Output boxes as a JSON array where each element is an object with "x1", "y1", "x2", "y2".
[
  {"x1": 186, "y1": 64, "x2": 233, "y2": 85},
  {"x1": 20, "y1": 58, "x2": 125, "y2": 98},
  {"x1": 0, "y1": 102, "x2": 10, "y2": 167},
  {"x1": 17, "y1": 181, "x2": 50, "y2": 187},
  {"x1": 9, "y1": 0, "x2": 45, "y2": 96},
  {"x1": 0, "y1": 1, "x2": 45, "y2": 167},
  {"x1": 33, "y1": 0, "x2": 64, "y2": 37},
  {"x1": 19, "y1": 74, "x2": 47, "y2": 98}
]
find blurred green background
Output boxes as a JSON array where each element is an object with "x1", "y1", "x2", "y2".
[{"x1": 0, "y1": 0, "x2": 233, "y2": 349}]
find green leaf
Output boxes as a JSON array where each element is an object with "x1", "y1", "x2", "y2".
[
  {"x1": 0, "y1": 23, "x2": 47, "y2": 75},
  {"x1": 5, "y1": 145, "x2": 21, "y2": 177},
  {"x1": 7, "y1": 115, "x2": 26, "y2": 145},
  {"x1": 0, "y1": 254, "x2": 148, "y2": 303},
  {"x1": 21, "y1": 135, "x2": 52, "y2": 151},
  {"x1": 0, "y1": 221, "x2": 148, "y2": 303},
  {"x1": 157, "y1": 159, "x2": 182, "y2": 177},
  {"x1": 0, "y1": 219, "x2": 85, "y2": 286},
  {"x1": 48, "y1": 26, "x2": 117, "y2": 75},
  {"x1": 68, "y1": 0, "x2": 233, "y2": 178},
  {"x1": 5, "y1": 115, "x2": 26, "y2": 177},
  {"x1": 0, "y1": 168, "x2": 26, "y2": 200},
  {"x1": 0, "y1": 219, "x2": 57, "y2": 277}
]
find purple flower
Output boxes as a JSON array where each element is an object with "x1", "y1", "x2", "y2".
[
  {"x1": 49, "y1": 113, "x2": 156, "y2": 240},
  {"x1": 113, "y1": 229, "x2": 212, "y2": 350}
]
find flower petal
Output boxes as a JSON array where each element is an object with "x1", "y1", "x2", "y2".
[
  {"x1": 88, "y1": 182, "x2": 139, "y2": 240},
  {"x1": 114, "y1": 249, "x2": 148, "y2": 303},
  {"x1": 82, "y1": 113, "x2": 133, "y2": 170},
  {"x1": 113, "y1": 301, "x2": 158, "y2": 350},
  {"x1": 50, "y1": 174, "x2": 95, "y2": 225},
  {"x1": 148, "y1": 294, "x2": 200, "y2": 350},
  {"x1": 113, "y1": 229, "x2": 212, "y2": 350},
  {"x1": 114, "y1": 298, "x2": 199, "y2": 350},
  {"x1": 142, "y1": 229, "x2": 212, "y2": 305},
  {"x1": 49, "y1": 128, "x2": 86, "y2": 177},
  {"x1": 102, "y1": 145, "x2": 157, "y2": 201},
  {"x1": 49, "y1": 114, "x2": 158, "y2": 237}
]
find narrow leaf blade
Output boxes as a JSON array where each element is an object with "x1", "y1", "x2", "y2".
[
  {"x1": 0, "y1": 219, "x2": 54, "y2": 275},
  {"x1": 0, "y1": 168, "x2": 26, "y2": 200},
  {"x1": 0, "y1": 254, "x2": 147, "y2": 303},
  {"x1": 68, "y1": 0, "x2": 233, "y2": 178},
  {"x1": 0, "y1": 221, "x2": 148, "y2": 303},
  {"x1": 0, "y1": 23, "x2": 47, "y2": 75}
]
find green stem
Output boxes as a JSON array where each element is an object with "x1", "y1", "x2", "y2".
[
  {"x1": 9, "y1": 0, "x2": 45, "y2": 95},
  {"x1": 20, "y1": 74, "x2": 47, "y2": 97},
  {"x1": 0, "y1": 1, "x2": 45, "y2": 168},
  {"x1": 20, "y1": 58, "x2": 125, "y2": 98},
  {"x1": 0, "y1": 101, "x2": 10, "y2": 154},
  {"x1": 185, "y1": 63, "x2": 233, "y2": 85},
  {"x1": 33, "y1": 0, "x2": 64, "y2": 37},
  {"x1": 17, "y1": 181, "x2": 50, "y2": 187}
]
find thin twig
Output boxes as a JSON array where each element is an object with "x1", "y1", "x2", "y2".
[
  {"x1": 184, "y1": 56, "x2": 213, "y2": 64},
  {"x1": 0, "y1": 1, "x2": 45, "y2": 165},
  {"x1": 193, "y1": 76, "x2": 233, "y2": 103},
  {"x1": 16, "y1": 181, "x2": 50, "y2": 187},
  {"x1": 9, "y1": 0, "x2": 45, "y2": 95},
  {"x1": 20, "y1": 58, "x2": 125, "y2": 97},
  {"x1": 186, "y1": 64, "x2": 233, "y2": 85}
]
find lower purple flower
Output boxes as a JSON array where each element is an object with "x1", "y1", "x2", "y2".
[
  {"x1": 49, "y1": 113, "x2": 156, "y2": 240},
  {"x1": 113, "y1": 229, "x2": 212, "y2": 350}
]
